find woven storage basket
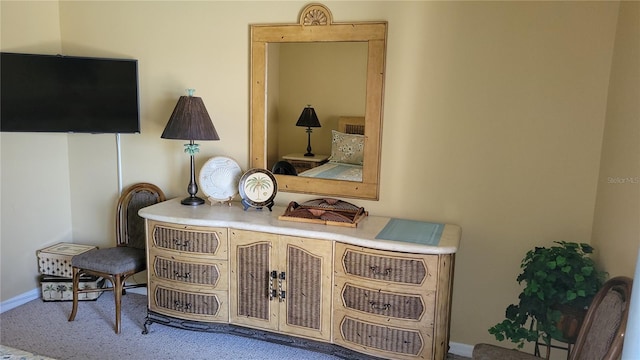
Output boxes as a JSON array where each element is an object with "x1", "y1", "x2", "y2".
[{"x1": 37, "y1": 242, "x2": 97, "y2": 277}]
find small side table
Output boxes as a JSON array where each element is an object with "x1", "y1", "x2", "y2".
[{"x1": 282, "y1": 153, "x2": 329, "y2": 174}]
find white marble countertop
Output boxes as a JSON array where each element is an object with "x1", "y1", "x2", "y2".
[{"x1": 139, "y1": 198, "x2": 461, "y2": 255}]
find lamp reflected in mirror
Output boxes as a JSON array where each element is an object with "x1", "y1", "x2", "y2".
[{"x1": 295, "y1": 105, "x2": 321, "y2": 157}]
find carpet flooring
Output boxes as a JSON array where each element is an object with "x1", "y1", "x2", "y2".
[{"x1": 0, "y1": 292, "x2": 470, "y2": 360}]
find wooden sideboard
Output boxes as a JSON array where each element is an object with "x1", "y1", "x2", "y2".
[{"x1": 139, "y1": 198, "x2": 460, "y2": 360}]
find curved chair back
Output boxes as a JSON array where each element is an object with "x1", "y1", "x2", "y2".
[
  {"x1": 570, "y1": 276, "x2": 633, "y2": 360},
  {"x1": 116, "y1": 183, "x2": 166, "y2": 249}
]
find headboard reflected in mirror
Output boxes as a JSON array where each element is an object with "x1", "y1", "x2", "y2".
[
  {"x1": 250, "y1": 3, "x2": 387, "y2": 200},
  {"x1": 338, "y1": 116, "x2": 365, "y2": 135}
]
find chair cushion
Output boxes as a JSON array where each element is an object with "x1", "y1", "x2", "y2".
[
  {"x1": 472, "y1": 344, "x2": 540, "y2": 360},
  {"x1": 71, "y1": 247, "x2": 146, "y2": 275}
]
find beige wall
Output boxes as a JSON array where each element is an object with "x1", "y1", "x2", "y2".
[
  {"x1": 0, "y1": 1, "x2": 73, "y2": 301},
  {"x1": 2, "y1": 1, "x2": 636, "y2": 355},
  {"x1": 592, "y1": 1, "x2": 640, "y2": 277}
]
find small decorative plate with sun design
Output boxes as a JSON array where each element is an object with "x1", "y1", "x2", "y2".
[{"x1": 238, "y1": 168, "x2": 277, "y2": 211}]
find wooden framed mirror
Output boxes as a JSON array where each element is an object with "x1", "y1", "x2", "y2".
[{"x1": 250, "y1": 3, "x2": 386, "y2": 200}]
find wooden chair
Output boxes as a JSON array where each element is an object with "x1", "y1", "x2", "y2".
[
  {"x1": 473, "y1": 276, "x2": 633, "y2": 360},
  {"x1": 68, "y1": 183, "x2": 165, "y2": 334}
]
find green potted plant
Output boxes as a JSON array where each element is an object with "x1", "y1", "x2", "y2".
[{"x1": 489, "y1": 241, "x2": 607, "y2": 348}]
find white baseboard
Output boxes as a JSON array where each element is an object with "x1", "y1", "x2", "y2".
[
  {"x1": 1, "y1": 283, "x2": 148, "y2": 314},
  {"x1": 449, "y1": 342, "x2": 474, "y2": 357},
  {"x1": 0, "y1": 288, "x2": 40, "y2": 314}
]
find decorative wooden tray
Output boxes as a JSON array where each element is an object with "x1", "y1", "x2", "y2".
[{"x1": 278, "y1": 198, "x2": 368, "y2": 227}]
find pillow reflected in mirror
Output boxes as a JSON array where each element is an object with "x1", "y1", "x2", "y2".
[{"x1": 329, "y1": 130, "x2": 364, "y2": 165}]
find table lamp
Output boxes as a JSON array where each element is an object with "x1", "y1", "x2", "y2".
[{"x1": 161, "y1": 89, "x2": 220, "y2": 205}]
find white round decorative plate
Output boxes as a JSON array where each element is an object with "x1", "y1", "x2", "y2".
[{"x1": 199, "y1": 156, "x2": 242, "y2": 202}]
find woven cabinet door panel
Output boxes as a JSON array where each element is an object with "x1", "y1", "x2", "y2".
[
  {"x1": 229, "y1": 230, "x2": 279, "y2": 331},
  {"x1": 236, "y1": 243, "x2": 271, "y2": 320},
  {"x1": 279, "y1": 236, "x2": 333, "y2": 341},
  {"x1": 286, "y1": 246, "x2": 322, "y2": 329}
]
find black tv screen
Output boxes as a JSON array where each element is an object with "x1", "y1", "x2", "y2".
[{"x1": 1, "y1": 52, "x2": 140, "y2": 133}]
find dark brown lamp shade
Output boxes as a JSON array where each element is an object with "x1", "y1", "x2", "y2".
[
  {"x1": 161, "y1": 96, "x2": 220, "y2": 141},
  {"x1": 295, "y1": 105, "x2": 321, "y2": 128}
]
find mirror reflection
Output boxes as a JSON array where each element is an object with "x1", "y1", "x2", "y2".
[{"x1": 267, "y1": 42, "x2": 368, "y2": 182}]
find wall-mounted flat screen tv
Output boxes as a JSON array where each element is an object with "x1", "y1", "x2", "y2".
[{"x1": 1, "y1": 52, "x2": 140, "y2": 133}]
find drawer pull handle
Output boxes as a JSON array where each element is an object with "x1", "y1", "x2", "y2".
[
  {"x1": 269, "y1": 270, "x2": 278, "y2": 301},
  {"x1": 173, "y1": 239, "x2": 190, "y2": 247},
  {"x1": 268, "y1": 270, "x2": 286, "y2": 302},
  {"x1": 369, "y1": 266, "x2": 392, "y2": 276},
  {"x1": 173, "y1": 300, "x2": 192, "y2": 311},
  {"x1": 174, "y1": 271, "x2": 191, "y2": 279},
  {"x1": 278, "y1": 271, "x2": 286, "y2": 302},
  {"x1": 369, "y1": 301, "x2": 391, "y2": 311}
]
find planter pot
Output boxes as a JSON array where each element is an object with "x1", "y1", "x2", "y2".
[{"x1": 552, "y1": 304, "x2": 587, "y2": 343}]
